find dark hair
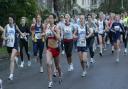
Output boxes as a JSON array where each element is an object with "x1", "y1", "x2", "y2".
[
  {"x1": 49, "y1": 13, "x2": 57, "y2": 19},
  {"x1": 8, "y1": 13, "x2": 16, "y2": 22},
  {"x1": 87, "y1": 14, "x2": 92, "y2": 18}
]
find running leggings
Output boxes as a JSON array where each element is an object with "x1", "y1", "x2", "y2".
[
  {"x1": 19, "y1": 39, "x2": 30, "y2": 61},
  {"x1": 33, "y1": 39, "x2": 44, "y2": 60},
  {"x1": 64, "y1": 41, "x2": 73, "y2": 57},
  {"x1": 87, "y1": 37, "x2": 95, "y2": 58},
  {"x1": 122, "y1": 30, "x2": 128, "y2": 49},
  {"x1": 61, "y1": 39, "x2": 64, "y2": 50}
]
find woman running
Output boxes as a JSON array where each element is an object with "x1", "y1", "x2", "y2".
[
  {"x1": 122, "y1": 13, "x2": 128, "y2": 55},
  {"x1": 74, "y1": 15, "x2": 88, "y2": 77},
  {"x1": 3, "y1": 15, "x2": 25, "y2": 80},
  {"x1": 86, "y1": 14, "x2": 96, "y2": 63},
  {"x1": 19, "y1": 17, "x2": 31, "y2": 67},
  {"x1": 63, "y1": 14, "x2": 74, "y2": 71},
  {"x1": 32, "y1": 14, "x2": 45, "y2": 73},
  {"x1": 108, "y1": 13, "x2": 115, "y2": 54},
  {"x1": 45, "y1": 14, "x2": 62, "y2": 88},
  {"x1": 111, "y1": 15, "x2": 124, "y2": 62},
  {"x1": 97, "y1": 13, "x2": 106, "y2": 56},
  {"x1": 57, "y1": 15, "x2": 65, "y2": 55}
]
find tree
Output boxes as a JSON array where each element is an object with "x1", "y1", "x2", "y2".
[
  {"x1": 98, "y1": 0, "x2": 128, "y2": 13},
  {"x1": 0, "y1": 0, "x2": 38, "y2": 26}
]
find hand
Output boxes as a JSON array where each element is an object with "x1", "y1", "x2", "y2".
[
  {"x1": 73, "y1": 34, "x2": 77, "y2": 38},
  {"x1": 41, "y1": 32, "x2": 45, "y2": 36},
  {"x1": 86, "y1": 36, "x2": 89, "y2": 39}
]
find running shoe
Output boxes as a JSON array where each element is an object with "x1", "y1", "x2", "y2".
[
  {"x1": 99, "y1": 53, "x2": 102, "y2": 56},
  {"x1": 20, "y1": 61, "x2": 24, "y2": 68},
  {"x1": 68, "y1": 64, "x2": 74, "y2": 71},
  {"x1": 40, "y1": 66, "x2": 44, "y2": 73},
  {"x1": 81, "y1": 70, "x2": 87, "y2": 77},
  {"x1": 8, "y1": 74, "x2": 13, "y2": 81},
  {"x1": 48, "y1": 81, "x2": 53, "y2": 88},
  {"x1": 61, "y1": 50, "x2": 65, "y2": 55},
  {"x1": 59, "y1": 77, "x2": 62, "y2": 84},
  {"x1": 124, "y1": 49, "x2": 127, "y2": 55},
  {"x1": 27, "y1": 61, "x2": 31, "y2": 67},
  {"x1": 116, "y1": 58, "x2": 119, "y2": 63},
  {"x1": 70, "y1": 63, "x2": 74, "y2": 71},
  {"x1": 90, "y1": 58, "x2": 96, "y2": 64},
  {"x1": 112, "y1": 50, "x2": 114, "y2": 54},
  {"x1": 53, "y1": 72, "x2": 57, "y2": 77}
]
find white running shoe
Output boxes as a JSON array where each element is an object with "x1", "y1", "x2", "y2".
[
  {"x1": 48, "y1": 81, "x2": 53, "y2": 88},
  {"x1": 124, "y1": 49, "x2": 127, "y2": 55},
  {"x1": 40, "y1": 66, "x2": 44, "y2": 73},
  {"x1": 68, "y1": 64, "x2": 74, "y2": 71},
  {"x1": 20, "y1": 61, "x2": 24, "y2": 68},
  {"x1": 27, "y1": 61, "x2": 31, "y2": 67},
  {"x1": 90, "y1": 58, "x2": 95, "y2": 64},
  {"x1": 81, "y1": 70, "x2": 87, "y2": 77},
  {"x1": 8, "y1": 74, "x2": 13, "y2": 81},
  {"x1": 0, "y1": 79, "x2": 3, "y2": 89},
  {"x1": 68, "y1": 65, "x2": 71, "y2": 71},
  {"x1": 116, "y1": 58, "x2": 119, "y2": 63},
  {"x1": 70, "y1": 64, "x2": 74, "y2": 71},
  {"x1": 61, "y1": 50, "x2": 65, "y2": 55}
]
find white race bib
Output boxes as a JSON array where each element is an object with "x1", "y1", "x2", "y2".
[
  {"x1": 114, "y1": 26, "x2": 120, "y2": 31},
  {"x1": 35, "y1": 33, "x2": 41, "y2": 39},
  {"x1": 78, "y1": 39, "x2": 86, "y2": 47},
  {"x1": 6, "y1": 35, "x2": 15, "y2": 47}
]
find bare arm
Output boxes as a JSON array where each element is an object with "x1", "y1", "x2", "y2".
[
  {"x1": 2, "y1": 26, "x2": 7, "y2": 40},
  {"x1": 86, "y1": 28, "x2": 94, "y2": 38},
  {"x1": 73, "y1": 28, "x2": 78, "y2": 38},
  {"x1": 0, "y1": 26, "x2": 4, "y2": 32},
  {"x1": 52, "y1": 26, "x2": 61, "y2": 41}
]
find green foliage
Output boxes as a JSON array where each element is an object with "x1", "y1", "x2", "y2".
[
  {"x1": 98, "y1": 0, "x2": 128, "y2": 13},
  {"x1": 0, "y1": 0, "x2": 38, "y2": 26}
]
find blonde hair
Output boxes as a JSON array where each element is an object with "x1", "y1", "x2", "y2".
[
  {"x1": 20, "y1": 17, "x2": 27, "y2": 24},
  {"x1": 65, "y1": 14, "x2": 70, "y2": 18}
]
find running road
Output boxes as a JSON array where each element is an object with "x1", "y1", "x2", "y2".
[{"x1": 0, "y1": 46, "x2": 128, "y2": 89}]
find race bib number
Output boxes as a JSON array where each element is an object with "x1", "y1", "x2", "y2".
[
  {"x1": 79, "y1": 39, "x2": 86, "y2": 46},
  {"x1": 6, "y1": 36, "x2": 15, "y2": 47},
  {"x1": 114, "y1": 26, "x2": 120, "y2": 31},
  {"x1": 35, "y1": 33, "x2": 41, "y2": 39}
]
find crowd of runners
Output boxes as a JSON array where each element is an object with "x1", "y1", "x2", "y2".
[{"x1": 0, "y1": 11, "x2": 128, "y2": 88}]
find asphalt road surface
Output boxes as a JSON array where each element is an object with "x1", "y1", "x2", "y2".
[{"x1": 0, "y1": 46, "x2": 128, "y2": 89}]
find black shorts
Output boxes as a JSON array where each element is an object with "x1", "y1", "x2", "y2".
[
  {"x1": 77, "y1": 47, "x2": 88, "y2": 52},
  {"x1": 6, "y1": 42, "x2": 18, "y2": 54},
  {"x1": 98, "y1": 33, "x2": 105, "y2": 37}
]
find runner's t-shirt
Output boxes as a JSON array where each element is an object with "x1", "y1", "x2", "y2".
[
  {"x1": 77, "y1": 25, "x2": 86, "y2": 47},
  {"x1": 6, "y1": 24, "x2": 15, "y2": 47}
]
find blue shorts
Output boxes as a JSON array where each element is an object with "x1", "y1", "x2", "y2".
[
  {"x1": 77, "y1": 47, "x2": 88, "y2": 52},
  {"x1": 113, "y1": 31, "x2": 121, "y2": 43}
]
